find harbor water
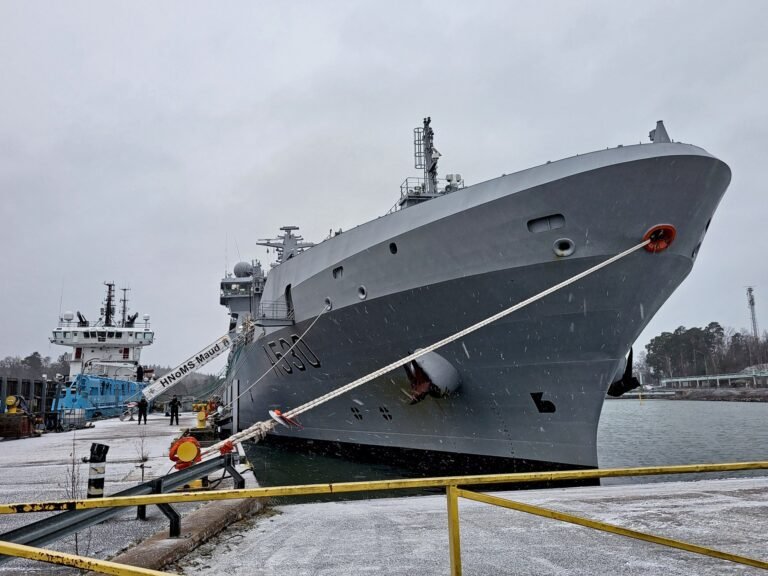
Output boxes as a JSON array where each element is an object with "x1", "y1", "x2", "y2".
[{"x1": 245, "y1": 400, "x2": 768, "y2": 492}]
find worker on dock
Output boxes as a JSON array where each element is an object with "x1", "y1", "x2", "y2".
[
  {"x1": 137, "y1": 397, "x2": 148, "y2": 425},
  {"x1": 169, "y1": 395, "x2": 180, "y2": 426}
]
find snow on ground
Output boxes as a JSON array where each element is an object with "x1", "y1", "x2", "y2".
[
  {"x1": 176, "y1": 476, "x2": 768, "y2": 576},
  {"x1": 0, "y1": 412, "x2": 198, "y2": 575}
]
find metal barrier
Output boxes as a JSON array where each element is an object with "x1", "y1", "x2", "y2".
[
  {"x1": 446, "y1": 487, "x2": 768, "y2": 575},
  {"x1": 1, "y1": 461, "x2": 767, "y2": 575},
  {"x1": 0, "y1": 539, "x2": 167, "y2": 576},
  {"x1": 0, "y1": 454, "x2": 242, "y2": 554}
]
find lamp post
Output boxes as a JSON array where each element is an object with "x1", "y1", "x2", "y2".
[{"x1": 39, "y1": 374, "x2": 48, "y2": 430}]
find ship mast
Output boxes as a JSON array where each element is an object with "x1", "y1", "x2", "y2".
[
  {"x1": 257, "y1": 226, "x2": 315, "y2": 264},
  {"x1": 120, "y1": 287, "x2": 130, "y2": 327},
  {"x1": 104, "y1": 282, "x2": 115, "y2": 327},
  {"x1": 415, "y1": 117, "x2": 440, "y2": 195}
]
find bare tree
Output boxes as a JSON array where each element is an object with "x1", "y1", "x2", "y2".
[{"x1": 60, "y1": 433, "x2": 92, "y2": 563}]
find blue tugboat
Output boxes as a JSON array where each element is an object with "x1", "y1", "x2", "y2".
[{"x1": 49, "y1": 283, "x2": 154, "y2": 425}]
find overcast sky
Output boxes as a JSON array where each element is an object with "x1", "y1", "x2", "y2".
[{"x1": 2, "y1": 1, "x2": 767, "y2": 373}]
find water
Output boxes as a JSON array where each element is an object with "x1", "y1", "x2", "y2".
[
  {"x1": 245, "y1": 400, "x2": 768, "y2": 496},
  {"x1": 598, "y1": 399, "x2": 768, "y2": 484}
]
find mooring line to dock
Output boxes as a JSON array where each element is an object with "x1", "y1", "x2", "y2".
[
  {"x1": 219, "y1": 304, "x2": 331, "y2": 414},
  {"x1": 204, "y1": 238, "x2": 651, "y2": 455}
]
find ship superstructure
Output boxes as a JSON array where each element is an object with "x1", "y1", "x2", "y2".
[
  {"x1": 50, "y1": 283, "x2": 154, "y2": 421},
  {"x1": 220, "y1": 119, "x2": 731, "y2": 475}
]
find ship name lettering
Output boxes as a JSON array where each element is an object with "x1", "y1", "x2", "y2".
[{"x1": 263, "y1": 335, "x2": 322, "y2": 376}]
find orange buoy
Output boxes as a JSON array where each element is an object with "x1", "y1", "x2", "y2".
[
  {"x1": 169, "y1": 436, "x2": 202, "y2": 470},
  {"x1": 643, "y1": 224, "x2": 676, "y2": 253}
]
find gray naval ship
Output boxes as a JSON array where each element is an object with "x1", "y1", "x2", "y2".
[{"x1": 220, "y1": 118, "x2": 731, "y2": 476}]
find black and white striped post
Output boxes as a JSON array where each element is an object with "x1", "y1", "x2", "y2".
[{"x1": 86, "y1": 443, "x2": 110, "y2": 499}]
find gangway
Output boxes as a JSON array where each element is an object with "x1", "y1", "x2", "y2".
[{"x1": 139, "y1": 322, "x2": 255, "y2": 403}]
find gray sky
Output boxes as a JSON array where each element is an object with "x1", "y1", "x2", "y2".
[{"x1": 2, "y1": 1, "x2": 767, "y2": 373}]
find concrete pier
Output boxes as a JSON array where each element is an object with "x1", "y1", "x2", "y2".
[
  {"x1": 1, "y1": 416, "x2": 766, "y2": 575},
  {"x1": 175, "y1": 476, "x2": 768, "y2": 576},
  {"x1": 0, "y1": 412, "x2": 197, "y2": 575}
]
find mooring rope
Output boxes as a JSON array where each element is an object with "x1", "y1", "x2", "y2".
[
  {"x1": 219, "y1": 305, "x2": 331, "y2": 414},
  {"x1": 203, "y1": 238, "x2": 651, "y2": 456}
]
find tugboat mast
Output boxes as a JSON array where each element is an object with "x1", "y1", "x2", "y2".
[
  {"x1": 104, "y1": 282, "x2": 115, "y2": 327},
  {"x1": 120, "y1": 287, "x2": 130, "y2": 327}
]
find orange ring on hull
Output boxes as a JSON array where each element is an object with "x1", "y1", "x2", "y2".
[{"x1": 643, "y1": 224, "x2": 677, "y2": 253}]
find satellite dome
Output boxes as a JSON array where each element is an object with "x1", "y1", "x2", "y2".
[
  {"x1": 63, "y1": 311, "x2": 74, "y2": 321},
  {"x1": 234, "y1": 261, "x2": 254, "y2": 278}
]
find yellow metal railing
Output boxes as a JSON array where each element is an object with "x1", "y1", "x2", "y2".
[
  {"x1": 0, "y1": 539, "x2": 168, "y2": 576},
  {"x1": 446, "y1": 487, "x2": 768, "y2": 575},
  {"x1": 1, "y1": 461, "x2": 766, "y2": 575}
]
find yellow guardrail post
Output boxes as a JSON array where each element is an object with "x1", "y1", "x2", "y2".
[
  {"x1": 446, "y1": 485, "x2": 462, "y2": 576},
  {"x1": 455, "y1": 489, "x2": 768, "y2": 571},
  {"x1": 0, "y1": 539, "x2": 171, "y2": 575}
]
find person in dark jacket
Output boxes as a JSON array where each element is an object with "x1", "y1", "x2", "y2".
[
  {"x1": 137, "y1": 397, "x2": 148, "y2": 425},
  {"x1": 169, "y1": 395, "x2": 181, "y2": 426}
]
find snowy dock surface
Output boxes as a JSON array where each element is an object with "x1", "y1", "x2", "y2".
[
  {"x1": 177, "y1": 476, "x2": 768, "y2": 576},
  {"x1": 0, "y1": 412, "x2": 196, "y2": 575}
]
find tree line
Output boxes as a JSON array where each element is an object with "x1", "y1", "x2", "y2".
[
  {"x1": 639, "y1": 321, "x2": 767, "y2": 383},
  {"x1": 0, "y1": 352, "x2": 70, "y2": 380}
]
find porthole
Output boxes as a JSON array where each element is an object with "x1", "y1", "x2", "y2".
[
  {"x1": 553, "y1": 238, "x2": 575, "y2": 257},
  {"x1": 389, "y1": 242, "x2": 398, "y2": 254},
  {"x1": 358, "y1": 286, "x2": 367, "y2": 300}
]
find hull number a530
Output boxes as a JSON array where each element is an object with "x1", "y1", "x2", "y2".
[{"x1": 263, "y1": 334, "x2": 321, "y2": 375}]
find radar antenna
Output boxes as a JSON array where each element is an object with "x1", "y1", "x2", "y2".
[{"x1": 257, "y1": 226, "x2": 315, "y2": 264}]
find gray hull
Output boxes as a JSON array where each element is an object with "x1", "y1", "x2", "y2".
[{"x1": 229, "y1": 143, "x2": 731, "y2": 471}]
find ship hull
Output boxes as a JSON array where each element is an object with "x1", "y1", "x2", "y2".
[{"x1": 229, "y1": 144, "x2": 731, "y2": 473}]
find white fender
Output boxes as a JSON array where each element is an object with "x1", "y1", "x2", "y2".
[{"x1": 412, "y1": 350, "x2": 462, "y2": 396}]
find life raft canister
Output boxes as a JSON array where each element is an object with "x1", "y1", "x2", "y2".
[{"x1": 643, "y1": 224, "x2": 676, "y2": 253}]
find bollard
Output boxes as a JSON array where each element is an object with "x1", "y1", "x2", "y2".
[{"x1": 87, "y1": 443, "x2": 110, "y2": 498}]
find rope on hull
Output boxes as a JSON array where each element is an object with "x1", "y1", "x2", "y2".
[{"x1": 203, "y1": 238, "x2": 652, "y2": 457}]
